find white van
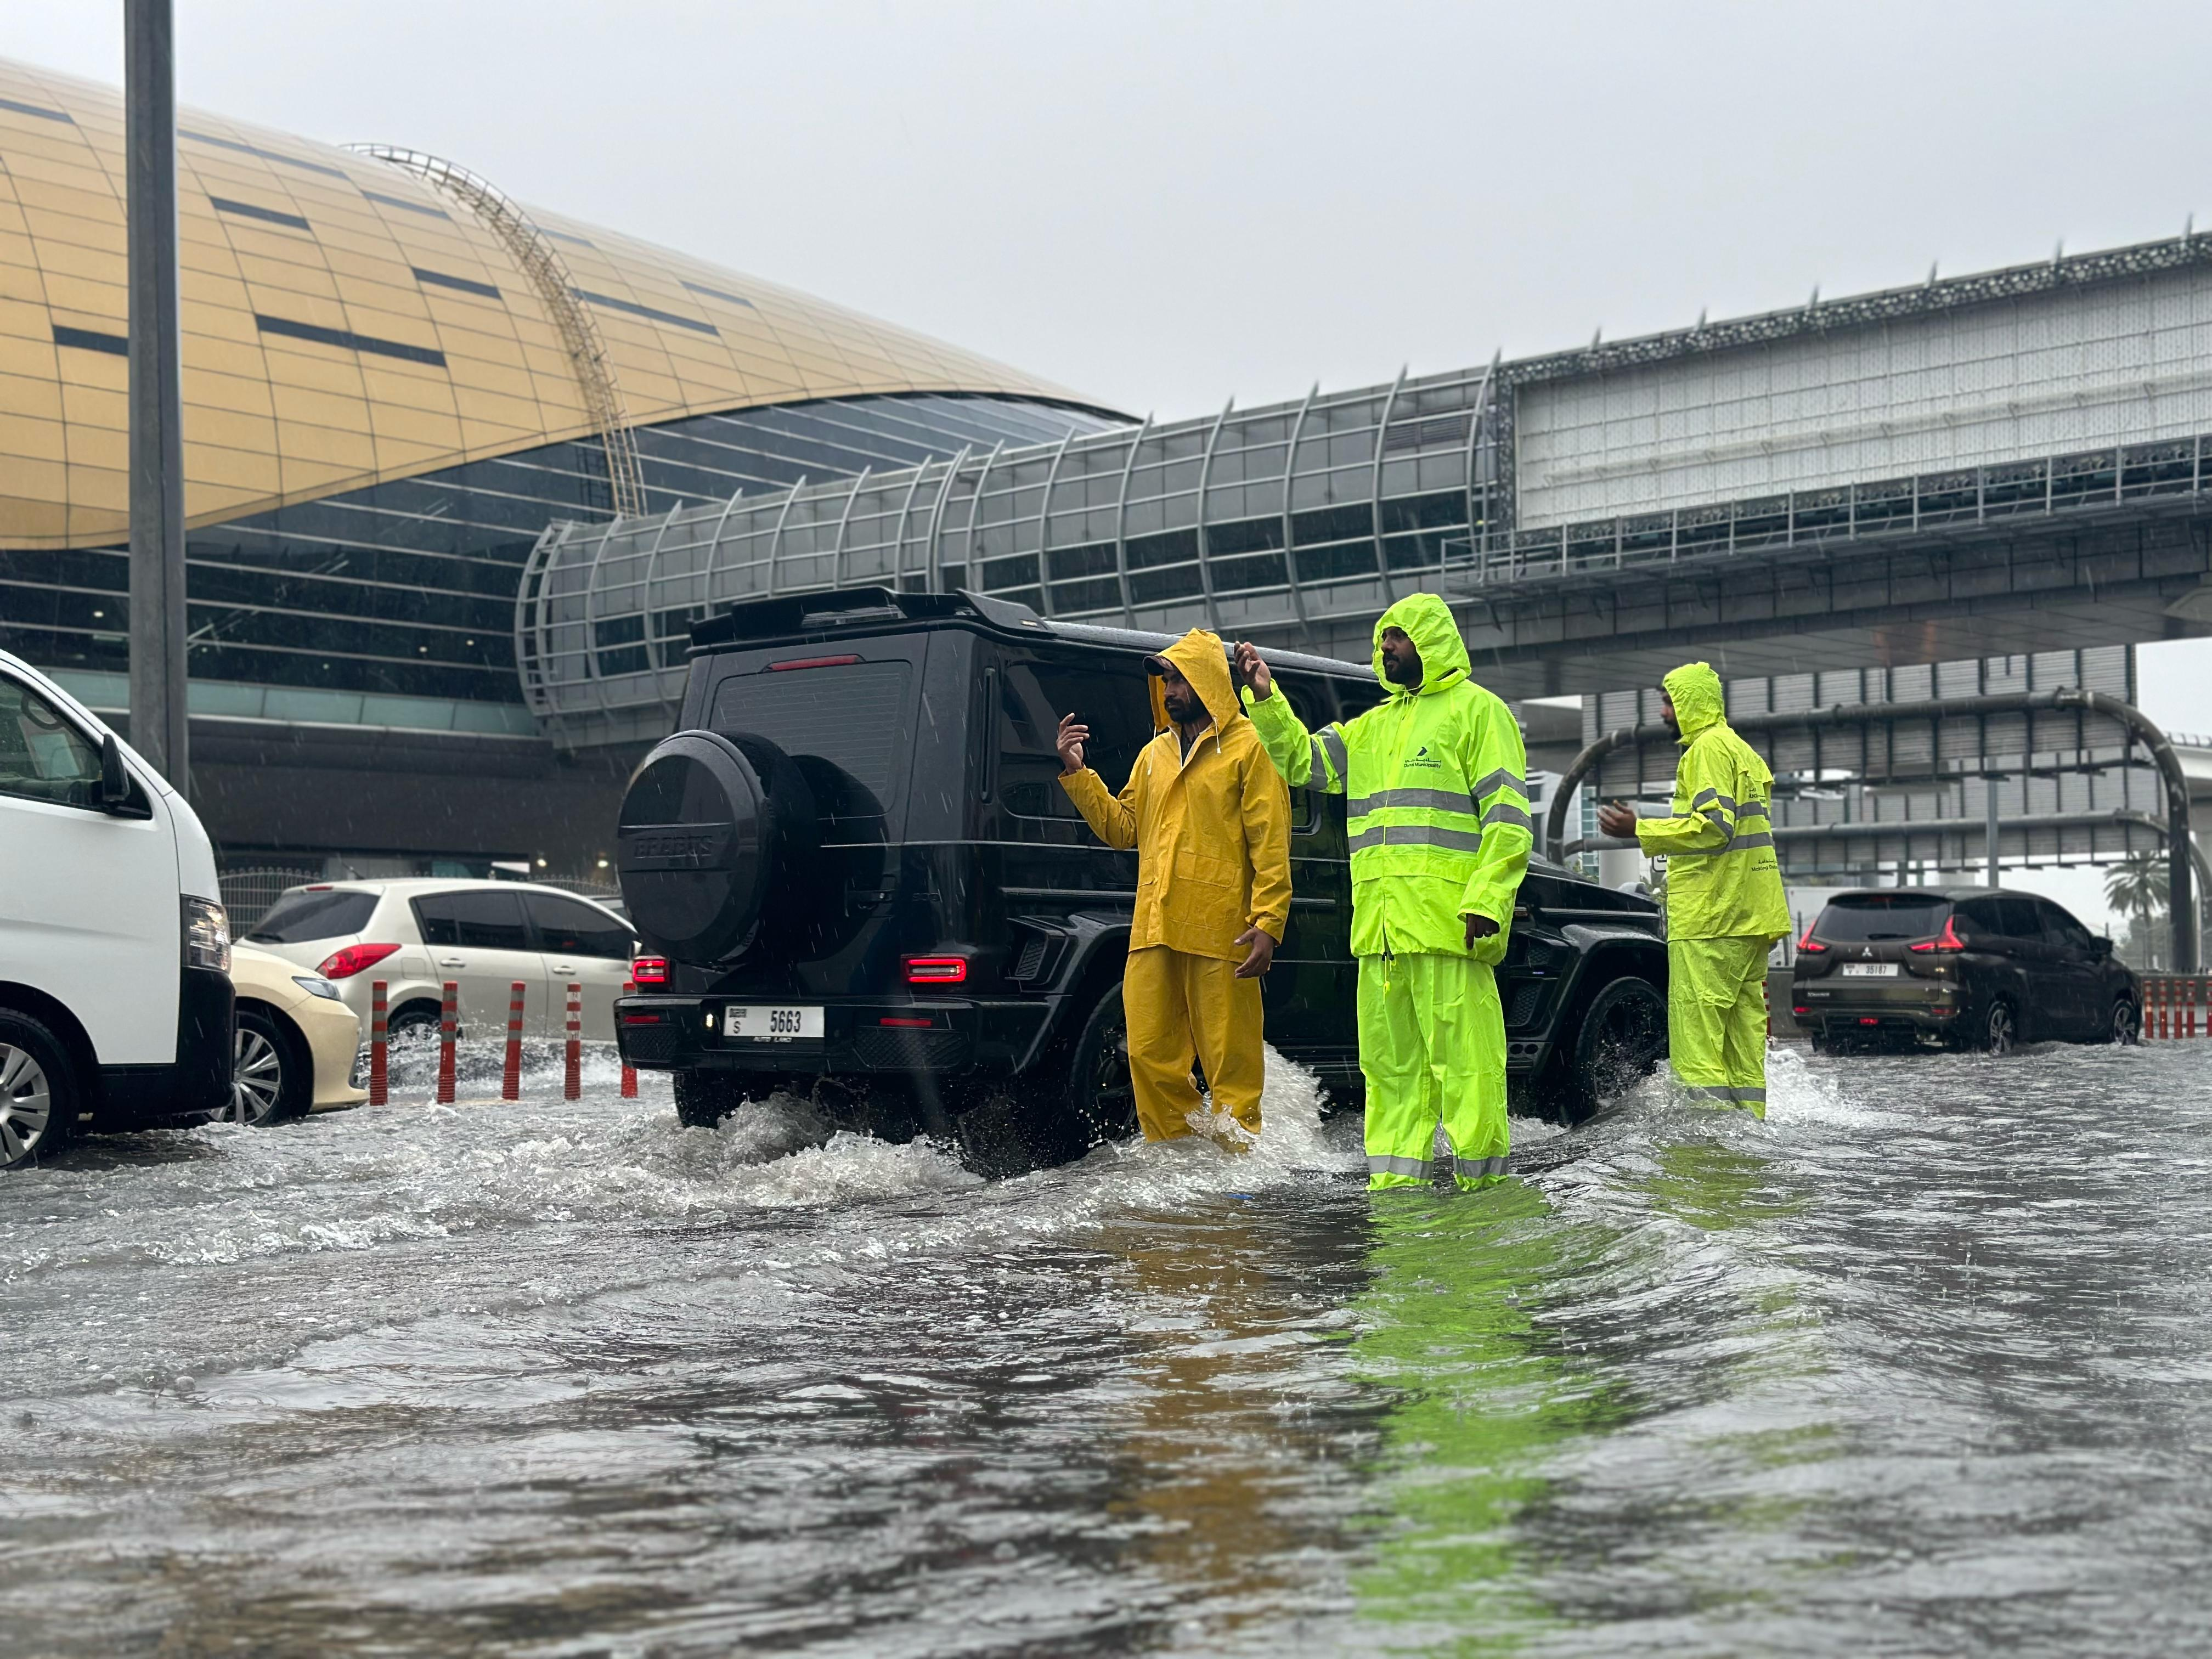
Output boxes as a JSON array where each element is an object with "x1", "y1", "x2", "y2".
[{"x1": 0, "y1": 650, "x2": 233, "y2": 1169}]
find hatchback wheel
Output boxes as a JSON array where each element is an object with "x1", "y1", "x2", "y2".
[
  {"x1": 2110, "y1": 999, "x2": 2140, "y2": 1046},
  {"x1": 228, "y1": 1007, "x2": 310, "y2": 1125},
  {"x1": 0, "y1": 1011, "x2": 78, "y2": 1169},
  {"x1": 1982, "y1": 1000, "x2": 2017, "y2": 1056}
]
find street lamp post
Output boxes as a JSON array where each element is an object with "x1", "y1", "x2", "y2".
[{"x1": 125, "y1": 0, "x2": 188, "y2": 787}]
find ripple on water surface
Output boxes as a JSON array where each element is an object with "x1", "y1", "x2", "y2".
[{"x1": 4, "y1": 1039, "x2": 2212, "y2": 1656}]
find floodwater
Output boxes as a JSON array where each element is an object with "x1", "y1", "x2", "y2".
[{"x1": 4, "y1": 1038, "x2": 2211, "y2": 1657}]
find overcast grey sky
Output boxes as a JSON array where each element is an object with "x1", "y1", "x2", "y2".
[{"x1": 10, "y1": 2, "x2": 2208, "y2": 921}]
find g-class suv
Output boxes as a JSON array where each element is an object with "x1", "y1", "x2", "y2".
[{"x1": 613, "y1": 588, "x2": 1668, "y2": 1171}]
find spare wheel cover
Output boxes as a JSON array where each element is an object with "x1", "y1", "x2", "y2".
[{"x1": 617, "y1": 731, "x2": 770, "y2": 965}]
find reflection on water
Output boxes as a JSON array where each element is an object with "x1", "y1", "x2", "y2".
[{"x1": 4, "y1": 1040, "x2": 2212, "y2": 1654}]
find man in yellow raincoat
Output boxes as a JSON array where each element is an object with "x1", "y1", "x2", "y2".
[
  {"x1": 1598, "y1": 663, "x2": 1791, "y2": 1115},
  {"x1": 1056, "y1": 629, "x2": 1292, "y2": 1140},
  {"x1": 1233, "y1": 594, "x2": 1532, "y2": 1190}
]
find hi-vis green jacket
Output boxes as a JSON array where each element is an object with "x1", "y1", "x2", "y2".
[
  {"x1": 1636, "y1": 662, "x2": 1792, "y2": 941},
  {"x1": 1246, "y1": 594, "x2": 1532, "y2": 962}
]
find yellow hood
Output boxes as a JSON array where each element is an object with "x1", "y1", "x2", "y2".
[{"x1": 1150, "y1": 629, "x2": 1240, "y2": 732}]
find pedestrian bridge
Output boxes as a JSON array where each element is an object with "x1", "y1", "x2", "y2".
[{"x1": 520, "y1": 233, "x2": 2212, "y2": 751}]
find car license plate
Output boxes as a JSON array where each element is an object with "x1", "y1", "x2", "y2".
[
  {"x1": 724, "y1": 1004, "x2": 823, "y2": 1041},
  {"x1": 1839, "y1": 963, "x2": 1898, "y2": 978}
]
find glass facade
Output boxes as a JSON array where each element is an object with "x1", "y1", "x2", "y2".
[{"x1": 0, "y1": 392, "x2": 1117, "y2": 706}]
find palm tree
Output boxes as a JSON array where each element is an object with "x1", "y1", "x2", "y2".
[{"x1": 2104, "y1": 851, "x2": 2168, "y2": 969}]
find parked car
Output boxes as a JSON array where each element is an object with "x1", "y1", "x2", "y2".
[
  {"x1": 1791, "y1": 885, "x2": 2141, "y2": 1054},
  {"x1": 612, "y1": 586, "x2": 1671, "y2": 1172},
  {"x1": 243, "y1": 879, "x2": 639, "y2": 1045},
  {"x1": 225, "y1": 944, "x2": 368, "y2": 1124},
  {"x1": 0, "y1": 650, "x2": 233, "y2": 1170}
]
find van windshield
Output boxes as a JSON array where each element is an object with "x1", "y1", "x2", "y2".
[
  {"x1": 1815, "y1": 895, "x2": 1950, "y2": 942},
  {"x1": 248, "y1": 889, "x2": 379, "y2": 943},
  {"x1": 709, "y1": 659, "x2": 913, "y2": 839}
]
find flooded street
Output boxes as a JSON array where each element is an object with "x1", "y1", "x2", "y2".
[{"x1": 5, "y1": 1040, "x2": 2212, "y2": 1657}]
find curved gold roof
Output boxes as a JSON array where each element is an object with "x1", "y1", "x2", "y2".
[{"x1": 0, "y1": 57, "x2": 1101, "y2": 549}]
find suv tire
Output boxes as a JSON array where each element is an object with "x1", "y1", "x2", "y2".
[
  {"x1": 0, "y1": 1009, "x2": 78, "y2": 1170},
  {"x1": 2110, "y1": 998, "x2": 2140, "y2": 1046},
  {"x1": 1065, "y1": 981, "x2": 1138, "y2": 1146},
  {"x1": 230, "y1": 1006, "x2": 311, "y2": 1125},
  {"x1": 1547, "y1": 973, "x2": 1667, "y2": 1124},
  {"x1": 1981, "y1": 998, "x2": 2017, "y2": 1056},
  {"x1": 673, "y1": 1068, "x2": 746, "y2": 1128}
]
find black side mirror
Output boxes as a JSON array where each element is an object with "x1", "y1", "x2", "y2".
[
  {"x1": 94, "y1": 731, "x2": 141, "y2": 815},
  {"x1": 2090, "y1": 935, "x2": 2114, "y2": 960}
]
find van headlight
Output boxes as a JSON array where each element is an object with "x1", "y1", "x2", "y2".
[{"x1": 183, "y1": 896, "x2": 231, "y2": 973}]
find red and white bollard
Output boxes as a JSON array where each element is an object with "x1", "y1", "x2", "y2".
[
  {"x1": 2188, "y1": 978, "x2": 2199, "y2": 1040},
  {"x1": 436, "y1": 979, "x2": 458, "y2": 1104},
  {"x1": 563, "y1": 981, "x2": 582, "y2": 1101},
  {"x1": 620, "y1": 977, "x2": 639, "y2": 1098},
  {"x1": 369, "y1": 979, "x2": 388, "y2": 1106},
  {"x1": 502, "y1": 979, "x2": 525, "y2": 1101}
]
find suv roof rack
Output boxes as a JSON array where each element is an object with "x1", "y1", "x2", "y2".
[{"x1": 689, "y1": 586, "x2": 1052, "y2": 652}]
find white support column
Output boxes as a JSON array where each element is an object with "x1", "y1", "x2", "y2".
[
  {"x1": 1191, "y1": 397, "x2": 1234, "y2": 633},
  {"x1": 1111, "y1": 416, "x2": 1152, "y2": 627}
]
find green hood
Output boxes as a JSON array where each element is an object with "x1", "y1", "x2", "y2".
[
  {"x1": 1372, "y1": 592, "x2": 1471, "y2": 698},
  {"x1": 1663, "y1": 661, "x2": 1726, "y2": 743}
]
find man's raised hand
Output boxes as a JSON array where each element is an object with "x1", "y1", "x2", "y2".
[
  {"x1": 1056, "y1": 712, "x2": 1089, "y2": 775},
  {"x1": 1232, "y1": 641, "x2": 1272, "y2": 700}
]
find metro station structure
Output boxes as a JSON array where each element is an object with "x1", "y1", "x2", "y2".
[{"x1": 2, "y1": 52, "x2": 2208, "y2": 927}]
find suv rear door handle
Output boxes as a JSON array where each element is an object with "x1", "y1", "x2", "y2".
[{"x1": 437, "y1": 956, "x2": 465, "y2": 968}]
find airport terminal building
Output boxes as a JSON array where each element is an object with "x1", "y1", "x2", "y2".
[{"x1": 0, "y1": 57, "x2": 1122, "y2": 887}]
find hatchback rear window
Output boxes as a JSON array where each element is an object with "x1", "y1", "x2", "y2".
[
  {"x1": 1814, "y1": 895, "x2": 1950, "y2": 941},
  {"x1": 247, "y1": 889, "x2": 379, "y2": 943},
  {"x1": 709, "y1": 659, "x2": 912, "y2": 837}
]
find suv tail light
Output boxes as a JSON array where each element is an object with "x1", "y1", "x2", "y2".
[
  {"x1": 905, "y1": 956, "x2": 968, "y2": 985},
  {"x1": 1910, "y1": 917, "x2": 1967, "y2": 953},
  {"x1": 1797, "y1": 926, "x2": 1826, "y2": 954},
  {"x1": 631, "y1": 955, "x2": 670, "y2": 988},
  {"x1": 318, "y1": 941, "x2": 400, "y2": 979}
]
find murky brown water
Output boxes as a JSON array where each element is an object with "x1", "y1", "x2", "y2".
[{"x1": 4, "y1": 1039, "x2": 2210, "y2": 1656}]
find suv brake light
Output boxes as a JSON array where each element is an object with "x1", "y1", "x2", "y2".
[
  {"x1": 1910, "y1": 917, "x2": 1967, "y2": 953},
  {"x1": 770, "y1": 654, "x2": 860, "y2": 672},
  {"x1": 1797, "y1": 925, "x2": 1826, "y2": 954},
  {"x1": 905, "y1": 956, "x2": 968, "y2": 985},
  {"x1": 631, "y1": 955, "x2": 670, "y2": 987},
  {"x1": 319, "y1": 941, "x2": 400, "y2": 979}
]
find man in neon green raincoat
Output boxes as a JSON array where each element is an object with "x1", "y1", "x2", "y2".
[
  {"x1": 1233, "y1": 594, "x2": 1532, "y2": 1189},
  {"x1": 1598, "y1": 662, "x2": 1791, "y2": 1116}
]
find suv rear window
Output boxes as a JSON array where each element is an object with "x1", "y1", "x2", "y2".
[
  {"x1": 1815, "y1": 894, "x2": 1950, "y2": 941},
  {"x1": 709, "y1": 660, "x2": 912, "y2": 837},
  {"x1": 247, "y1": 889, "x2": 379, "y2": 943}
]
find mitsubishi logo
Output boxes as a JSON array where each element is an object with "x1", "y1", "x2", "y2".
[{"x1": 1860, "y1": 946, "x2": 1873, "y2": 958}]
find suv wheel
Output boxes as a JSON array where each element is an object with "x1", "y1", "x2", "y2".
[
  {"x1": 2110, "y1": 998, "x2": 2140, "y2": 1046},
  {"x1": 0, "y1": 1011, "x2": 78, "y2": 1170},
  {"x1": 1554, "y1": 974, "x2": 1667, "y2": 1124},
  {"x1": 1065, "y1": 982, "x2": 1138, "y2": 1144},
  {"x1": 229, "y1": 1007, "x2": 311, "y2": 1125},
  {"x1": 673, "y1": 1068, "x2": 746, "y2": 1128},
  {"x1": 1982, "y1": 999, "x2": 2017, "y2": 1056}
]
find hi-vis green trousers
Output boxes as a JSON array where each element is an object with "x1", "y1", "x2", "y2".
[
  {"x1": 1358, "y1": 952, "x2": 1510, "y2": 1190},
  {"x1": 1667, "y1": 934, "x2": 1775, "y2": 1117}
]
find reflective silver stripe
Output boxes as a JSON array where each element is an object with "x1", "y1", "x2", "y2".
[
  {"x1": 1730, "y1": 832, "x2": 1775, "y2": 850},
  {"x1": 1350, "y1": 787, "x2": 1482, "y2": 816},
  {"x1": 1453, "y1": 1154, "x2": 1510, "y2": 1180},
  {"x1": 1689, "y1": 1084, "x2": 1767, "y2": 1104},
  {"x1": 1688, "y1": 787, "x2": 1738, "y2": 812},
  {"x1": 1471, "y1": 768, "x2": 1526, "y2": 802},
  {"x1": 1368, "y1": 1154, "x2": 1431, "y2": 1178},
  {"x1": 1737, "y1": 803, "x2": 1770, "y2": 822},
  {"x1": 1348, "y1": 823, "x2": 1485, "y2": 855},
  {"x1": 1307, "y1": 736, "x2": 1330, "y2": 782},
  {"x1": 1481, "y1": 802, "x2": 1532, "y2": 831},
  {"x1": 1317, "y1": 726, "x2": 1347, "y2": 778}
]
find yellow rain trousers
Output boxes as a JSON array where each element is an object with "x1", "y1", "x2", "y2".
[
  {"x1": 1247, "y1": 594, "x2": 1531, "y2": 1188},
  {"x1": 1062, "y1": 627, "x2": 1292, "y2": 1139},
  {"x1": 1635, "y1": 662, "x2": 1793, "y2": 1116}
]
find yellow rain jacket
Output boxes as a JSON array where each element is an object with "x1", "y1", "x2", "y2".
[
  {"x1": 1060, "y1": 629, "x2": 1294, "y2": 960},
  {"x1": 1637, "y1": 662, "x2": 1791, "y2": 1115},
  {"x1": 1060, "y1": 629, "x2": 1292, "y2": 1141}
]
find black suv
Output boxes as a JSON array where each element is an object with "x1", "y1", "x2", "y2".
[
  {"x1": 1792, "y1": 886, "x2": 2141, "y2": 1054},
  {"x1": 612, "y1": 587, "x2": 1668, "y2": 1170}
]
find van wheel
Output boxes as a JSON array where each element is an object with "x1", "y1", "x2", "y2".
[
  {"x1": 1982, "y1": 999, "x2": 2017, "y2": 1056},
  {"x1": 0, "y1": 1011, "x2": 78, "y2": 1170},
  {"x1": 1553, "y1": 974, "x2": 1667, "y2": 1124},
  {"x1": 229, "y1": 1007, "x2": 311, "y2": 1125},
  {"x1": 673, "y1": 1069, "x2": 745, "y2": 1128}
]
